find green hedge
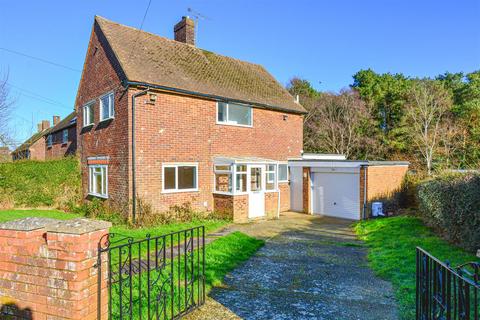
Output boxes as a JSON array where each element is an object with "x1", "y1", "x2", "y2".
[
  {"x1": 417, "y1": 173, "x2": 480, "y2": 252},
  {"x1": 0, "y1": 157, "x2": 81, "y2": 209}
]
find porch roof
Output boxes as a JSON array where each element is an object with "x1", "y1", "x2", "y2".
[{"x1": 214, "y1": 156, "x2": 279, "y2": 165}]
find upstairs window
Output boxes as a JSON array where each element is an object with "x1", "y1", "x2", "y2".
[
  {"x1": 83, "y1": 102, "x2": 94, "y2": 127},
  {"x1": 47, "y1": 135, "x2": 53, "y2": 147},
  {"x1": 217, "y1": 102, "x2": 252, "y2": 127},
  {"x1": 62, "y1": 129, "x2": 68, "y2": 144},
  {"x1": 100, "y1": 92, "x2": 114, "y2": 121}
]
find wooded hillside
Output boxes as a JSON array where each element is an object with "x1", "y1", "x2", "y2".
[{"x1": 288, "y1": 70, "x2": 480, "y2": 174}]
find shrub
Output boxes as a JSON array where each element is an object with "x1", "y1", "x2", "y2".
[
  {"x1": 72, "y1": 198, "x2": 127, "y2": 225},
  {"x1": 135, "y1": 200, "x2": 230, "y2": 227},
  {"x1": 417, "y1": 172, "x2": 480, "y2": 252},
  {"x1": 0, "y1": 158, "x2": 81, "y2": 209}
]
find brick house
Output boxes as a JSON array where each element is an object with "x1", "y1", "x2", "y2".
[
  {"x1": 11, "y1": 120, "x2": 51, "y2": 161},
  {"x1": 0, "y1": 147, "x2": 11, "y2": 163},
  {"x1": 12, "y1": 114, "x2": 77, "y2": 161},
  {"x1": 75, "y1": 16, "x2": 305, "y2": 222},
  {"x1": 45, "y1": 112, "x2": 77, "y2": 159}
]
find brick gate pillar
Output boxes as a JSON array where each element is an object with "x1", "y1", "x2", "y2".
[{"x1": 0, "y1": 217, "x2": 111, "y2": 320}]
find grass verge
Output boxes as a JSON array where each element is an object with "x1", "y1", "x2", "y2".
[{"x1": 354, "y1": 215, "x2": 478, "y2": 319}]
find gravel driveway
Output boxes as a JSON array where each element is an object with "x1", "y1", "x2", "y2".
[{"x1": 186, "y1": 212, "x2": 398, "y2": 320}]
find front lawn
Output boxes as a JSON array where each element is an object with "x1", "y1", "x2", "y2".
[
  {"x1": 0, "y1": 209, "x2": 81, "y2": 222},
  {"x1": 355, "y1": 216, "x2": 479, "y2": 320}
]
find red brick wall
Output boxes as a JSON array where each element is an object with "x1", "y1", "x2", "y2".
[
  {"x1": 132, "y1": 89, "x2": 303, "y2": 213},
  {"x1": 279, "y1": 183, "x2": 290, "y2": 212},
  {"x1": 76, "y1": 21, "x2": 303, "y2": 216},
  {"x1": 76, "y1": 21, "x2": 130, "y2": 210},
  {"x1": 45, "y1": 126, "x2": 77, "y2": 160},
  {"x1": 265, "y1": 191, "x2": 279, "y2": 218},
  {"x1": 0, "y1": 222, "x2": 110, "y2": 319},
  {"x1": 27, "y1": 137, "x2": 46, "y2": 161},
  {"x1": 366, "y1": 165, "x2": 408, "y2": 201}
]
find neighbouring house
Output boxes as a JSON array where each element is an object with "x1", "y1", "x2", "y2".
[
  {"x1": 75, "y1": 16, "x2": 305, "y2": 222},
  {"x1": 289, "y1": 154, "x2": 409, "y2": 220},
  {"x1": 0, "y1": 147, "x2": 11, "y2": 163},
  {"x1": 11, "y1": 120, "x2": 51, "y2": 160},
  {"x1": 45, "y1": 112, "x2": 77, "y2": 159}
]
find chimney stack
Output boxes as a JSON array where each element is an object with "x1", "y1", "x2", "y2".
[
  {"x1": 53, "y1": 115, "x2": 60, "y2": 126},
  {"x1": 174, "y1": 16, "x2": 195, "y2": 46},
  {"x1": 37, "y1": 120, "x2": 51, "y2": 132}
]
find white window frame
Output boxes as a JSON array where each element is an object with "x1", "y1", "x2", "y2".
[
  {"x1": 162, "y1": 163, "x2": 198, "y2": 193},
  {"x1": 62, "y1": 129, "x2": 68, "y2": 144},
  {"x1": 278, "y1": 163, "x2": 289, "y2": 182},
  {"x1": 83, "y1": 101, "x2": 95, "y2": 127},
  {"x1": 99, "y1": 91, "x2": 115, "y2": 122},
  {"x1": 216, "y1": 102, "x2": 253, "y2": 127},
  {"x1": 213, "y1": 165, "x2": 233, "y2": 194},
  {"x1": 265, "y1": 164, "x2": 277, "y2": 192},
  {"x1": 88, "y1": 164, "x2": 108, "y2": 199},
  {"x1": 47, "y1": 134, "x2": 53, "y2": 147}
]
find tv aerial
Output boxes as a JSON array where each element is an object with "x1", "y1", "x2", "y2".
[{"x1": 187, "y1": 7, "x2": 211, "y2": 42}]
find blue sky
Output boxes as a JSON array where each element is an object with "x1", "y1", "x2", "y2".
[{"x1": 1, "y1": 0, "x2": 479, "y2": 144}]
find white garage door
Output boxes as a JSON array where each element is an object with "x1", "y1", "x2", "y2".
[{"x1": 311, "y1": 170, "x2": 360, "y2": 220}]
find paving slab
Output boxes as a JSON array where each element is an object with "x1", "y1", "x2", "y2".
[{"x1": 185, "y1": 212, "x2": 398, "y2": 320}]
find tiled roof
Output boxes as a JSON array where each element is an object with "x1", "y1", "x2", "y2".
[
  {"x1": 48, "y1": 112, "x2": 76, "y2": 134},
  {"x1": 95, "y1": 16, "x2": 306, "y2": 114},
  {"x1": 13, "y1": 129, "x2": 49, "y2": 153}
]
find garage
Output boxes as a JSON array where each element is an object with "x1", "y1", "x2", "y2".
[
  {"x1": 289, "y1": 155, "x2": 409, "y2": 220},
  {"x1": 311, "y1": 167, "x2": 360, "y2": 220}
]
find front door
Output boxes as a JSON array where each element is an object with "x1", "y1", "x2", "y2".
[{"x1": 248, "y1": 165, "x2": 265, "y2": 218}]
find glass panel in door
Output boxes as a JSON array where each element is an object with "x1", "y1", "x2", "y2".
[{"x1": 250, "y1": 167, "x2": 262, "y2": 191}]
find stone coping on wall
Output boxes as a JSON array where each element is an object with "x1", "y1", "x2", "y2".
[{"x1": 0, "y1": 217, "x2": 112, "y2": 234}]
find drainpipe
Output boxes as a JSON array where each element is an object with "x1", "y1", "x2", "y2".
[
  {"x1": 277, "y1": 188, "x2": 281, "y2": 219},
  {"x1": 131, "y1": 87, "x2": 150, "y2": 225},
  {"x1": 362, "y1": 165, "x2": 367, "y2": 220}
]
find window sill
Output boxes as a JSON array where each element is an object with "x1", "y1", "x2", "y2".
[
  {"x1": 213, "y1": 191, "x2": 249, "y2": 196},
  {"x1": 88, "y1": 193, "x2": 108, "y2": 199},
  {"x1": 99, "y1": 117, "x2": 114, "y2": 123},
  {"x1": 278, "y1": 180, "x2": 289, "y2": 184},
  {"x1": 216, "y1": 121, "x2": 253, "y2": 128},
  {"x1": 82, "y1": 123, "x2": 94, "y2": 128},
  {"x1": 162, "y1": 188, "x2": 199, "y2": 194}
]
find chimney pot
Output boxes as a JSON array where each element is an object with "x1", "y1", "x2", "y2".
[
  {"x1": 53, "y1": 116, "x2": 60, "y2": 126},
  {"x1": 174, "y1": 16, "x2": 195, "y2": 46}
]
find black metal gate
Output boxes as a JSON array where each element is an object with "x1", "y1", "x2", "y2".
[
  {"x1": 97, "y1": 226, "x2": 205, "y2": 320},
  {"x1": 416, "y1": 247, "x2": 480, "y2": 320}
]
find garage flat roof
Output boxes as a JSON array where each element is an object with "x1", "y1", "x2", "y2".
[{"x1": 288, "y1": 159, "x2": 409, "y2": 168}]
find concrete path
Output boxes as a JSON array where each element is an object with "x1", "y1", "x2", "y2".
[{"x1": 186, "y1": 212, "x2": 398, "y2": 320}]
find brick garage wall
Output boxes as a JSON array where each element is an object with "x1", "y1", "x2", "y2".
[
  {"x1": 76, "y1": 21, "x2": 130, "y2": 211},
  {"x1": 132, "y1": 89, "x2": 303, "y2": 214},
  {"x1": 46, "y1": 126, "x2": 77, "y2": 160},
  {"x1": 0, "y1": 218, "x2": 110, "y2": 320},
  {"x1": 366, "y1": 165, "x2": 408, "y2": 201}
]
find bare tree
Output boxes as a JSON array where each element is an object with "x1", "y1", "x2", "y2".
[
  {"x1": 0, "y1": 72, "x2": 13, "y2": 146},
  {"x1": 405, "y1": 80, "x2": 452, "y2": 175},
  {"x1": 304, "y1": 89, "x2": 371, "y2": 158}
]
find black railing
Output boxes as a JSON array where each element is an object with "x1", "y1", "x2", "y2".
[
  {"x1": 416, "y1": 247, "x2": 480, "y2": 320},
  {"x1": 97, "y1": 226, "x2": 206, "y2": 320}
]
